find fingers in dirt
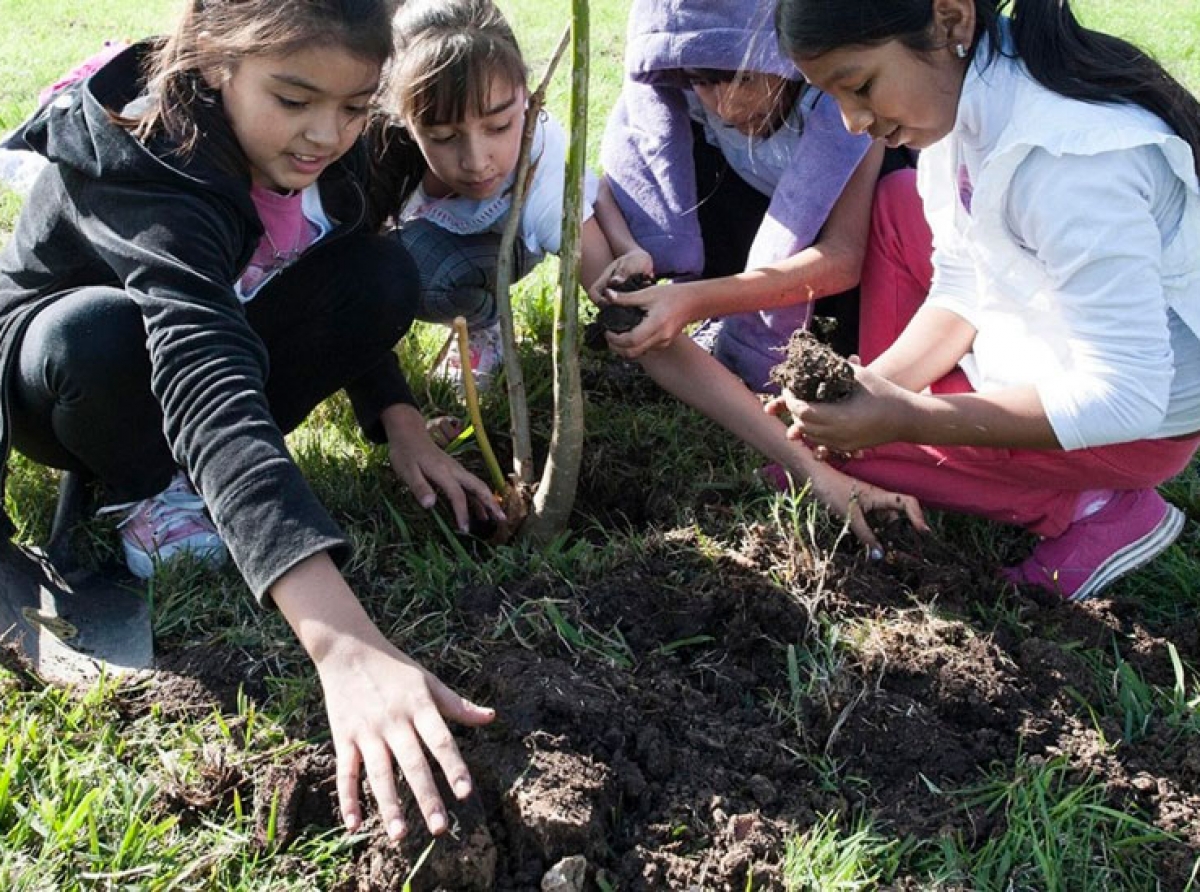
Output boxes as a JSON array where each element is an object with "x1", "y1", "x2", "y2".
[
  {"x1": 389, "y1": 724, "x2": 449, "y2": 835},
  {"x1": 413, "y1": 707, "x2": 475, "y2": 802},
  {"x1": 849, "y1": 509, "x2": 882, "y2": 556},
  {"x1": 336, "y1": 743, "x2": 364, "y2": 832},
  {"x1": 360, "y1": 739, "x2": 408, "y2": 841},
  {"x1": 899, "y1": 494, "x2": 929, "y2": 532},
  {"x1": 462, "y1": 473, "x2": 505, "y2": 522}
]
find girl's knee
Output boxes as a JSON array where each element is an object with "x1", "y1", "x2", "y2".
[
  {"x1": 348, "y1": 235, "x2": 421, "y2": 338},
  {"x1": 418, "y1": 284, "x2": 496, "y2": 327},
  {"x1": 22, "y1": 289, "x2": 146, "y2": 384}
]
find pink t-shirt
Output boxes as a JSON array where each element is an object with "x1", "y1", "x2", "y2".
[{"x1": 238, "y1": 185, "x2": 321, "y2": 300}]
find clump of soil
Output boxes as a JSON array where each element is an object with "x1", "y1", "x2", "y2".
[
  {"x1": 607, "y1": 273, "x2": 655, "y2": 295},
  {"x1": 769, "y1": 328, "x2": 856, "y2": 402},
  {"x1": 583, "y1": 274, "x2": 652, "y2": 351}
]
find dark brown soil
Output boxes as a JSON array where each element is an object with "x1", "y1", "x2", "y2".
[
  {"x1": 101, "y1": 357, "x2": 1198, "y2": 890},
  {"x1": 769, "y1": 329, "x2": 856, "y2": 402},
  {"x1": 124, "y1": 511, "x2": 1200, "y2": 890}
]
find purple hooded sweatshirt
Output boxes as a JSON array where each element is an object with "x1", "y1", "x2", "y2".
[{"x1": 600, "y1": 0, "x2": 871, "y2": 390}]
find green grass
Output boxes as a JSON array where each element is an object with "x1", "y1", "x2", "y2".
[
  {"x1": 2, "y1": 1, "x2": 1200, "y2": 890},
  {"x1": 939, "y1": 754, "x2": 1173, "y2": 891}
]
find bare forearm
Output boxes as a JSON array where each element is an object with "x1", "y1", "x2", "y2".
[
  {"x1": 594, "y1": 178, "x2": 642, "y2": 258},
  {"x1": 580, "y1": 217, "x2": 615, "y2": 295},
  {"x1": 667, "y1": 143, "x2": 880, "y2": 324},
  {"x1": 638, "y1": 338, "x2": 820, "y2": 474},
  {"x1": 899, "y1": 386, "x2": 1062, "y2": 449},
  {"x1": 669, "y1": 246, "x2": 862, "y2": 322},
  {"x1": 271, "y1": 552, "x2": 388, "y2": 666}
]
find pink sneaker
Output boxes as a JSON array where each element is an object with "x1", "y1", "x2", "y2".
[
  {"x1": 1002, "y1": 489, "x2": 1185, "y2": 602},
  {"x1": 759, "y1": 462, "x2": 793, "y2": 491},
  {"x1": 100, "y1": 472, "x2": 227, "y2": 579}
]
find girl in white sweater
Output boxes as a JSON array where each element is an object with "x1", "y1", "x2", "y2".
[{"x1": 767, "y1": 0, "x2": 1200, "y2": 601}]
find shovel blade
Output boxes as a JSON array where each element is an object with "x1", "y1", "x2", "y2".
[{"x1": 0, "y1": 541, "x2": 152, "y2": 684}]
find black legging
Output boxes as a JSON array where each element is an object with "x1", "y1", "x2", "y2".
[{"x1": 9, "y1": 233, "x2": 419, "y2": 502}]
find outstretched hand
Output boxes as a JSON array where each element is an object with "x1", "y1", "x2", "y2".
[
  {"x1": 318, "y1": 635, "x2": 495, "y2": 840},
  {"x1": 272, "y1": 554, "x2": 496, "y2": 842},
  {"x1": 382, "y1": 404, "x2": 505, "y2": 532},
  {"x1": 801, "y1": 459, "x2": 928, "y2": 554},
  {"x1": 765, "y1": 362, "x2": 913, "y2": 453}
]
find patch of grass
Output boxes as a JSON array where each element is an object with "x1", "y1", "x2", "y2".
[
  {"x1": 0, "y1": 0, "x2": 175, "y2": 131},
  {"x1": 1068, "y1": 639, "x2": 1200, "y2": 745},
  {"x1": 0, "y1": 672, "x2": 349, "y2": 890},
  {"x1": 782, "y1": 811, "x2": 913, "y2": 891},
  {"x1": 935, "y1": 754, "x2": 1172, "y2": 891}
]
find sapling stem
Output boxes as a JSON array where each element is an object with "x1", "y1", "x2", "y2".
[
  {"x1": 453, "y1": 317, "x2": 507, "y2": 493},
  {"x1": 495, "y1": 26, "x2": 571, "y2": 486}
]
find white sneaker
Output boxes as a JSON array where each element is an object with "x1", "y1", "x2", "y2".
[
  {"x1": 437, "y1": 322, "x2": 504, "y2": 392},
  {"x1": 99, "y1": 472, "x2": 227, "y2": 579},
  {"x1": 0, "y1": 147, "x2": 49, "y2": 198}
]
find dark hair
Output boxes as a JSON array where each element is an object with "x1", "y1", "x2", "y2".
[
  {"x1": 130, "y1": 0, "x2": 393, "y2": 169},
  {"x1": 385, "y1": 0, "x2": 527, "y2": 127},
  {"x1": 362, "y1": 113, "x2": 427, "y2": 230},
  {"x1": 775, "y1": 0, "x2": 1200, "y2": 177},
  {"x1": 683, "y1": 67, "x2": 739, "y2": 86}
]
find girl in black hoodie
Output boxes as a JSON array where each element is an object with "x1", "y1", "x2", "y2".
[{"x1": 0, "y1": 0, "x2": 500, "y2": 843}]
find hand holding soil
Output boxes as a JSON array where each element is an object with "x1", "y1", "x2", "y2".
[
  {"x1": 767, "y1": 330, "x2": 916, "y2": 453},
  {"x1": 583, "y1": 273, "x2": 651, "y2": 351}
]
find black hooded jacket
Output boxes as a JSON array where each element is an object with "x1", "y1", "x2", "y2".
[{"x1": 0, "y1": 43, "x2": 411, "y2": 598}]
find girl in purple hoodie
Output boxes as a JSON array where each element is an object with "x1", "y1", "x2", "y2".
[{"x1": 597, "y1": 0, "x2": 928, "y2": 391}]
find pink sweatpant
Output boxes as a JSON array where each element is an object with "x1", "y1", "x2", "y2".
[{"x1": 844, "y1": 169, "x2": 1200, "y2": 538}]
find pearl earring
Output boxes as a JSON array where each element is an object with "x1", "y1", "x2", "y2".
[{"x1": 954, "y1": 42, "x2": 968, "y2": 59}]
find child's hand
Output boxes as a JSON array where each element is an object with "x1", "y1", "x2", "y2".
[
  {"x1": 802, "y1": 458, "x2": 928, "y2": 555},
  {"x1": 604, "y1": 281, "x2": 695, "y2": 358},
  {"x1": 382, "y1": 404, "x2": 505, "y2": 531},
  {"x1": 587, "y1": 248, "x2": 654, "y2": 305},
  {"x1": 271, "y1": 554, "x2": 495, "y2": 842},
  {"x1": 765, "y1": 363, "x2": 912, "y2": 452},
  {"x1": 318, "y1": 637, "x2": 495, "y2": 841}
]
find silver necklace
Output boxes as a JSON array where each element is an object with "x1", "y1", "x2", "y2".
[{"x1": 262, "y1": 225, "x2": 303, "y2": 265}]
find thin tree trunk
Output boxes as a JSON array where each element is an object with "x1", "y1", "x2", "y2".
[
  {"x1": 523, "y1": 0, "x2": 588, "y2": 543},
  {"x1": 495, "y1": 27, "x2": 570, "y2": 487}
]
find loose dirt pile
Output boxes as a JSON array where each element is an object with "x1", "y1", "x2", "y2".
[{"x1": 134, "y1": 516, "x2": 1200, "y2": 890}]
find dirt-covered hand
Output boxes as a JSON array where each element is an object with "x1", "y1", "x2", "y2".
[
  {"x1": 766, "y1": 365, "x2": 913, "y2": 452},
  {"x1": 318, "y1": 639, "x2": 494, "y2": 840},
  {"x1": 587, "y1": 248, "x2": 654, "y2": 305},
  {"x1": 605, "y1": 282, "x2": 693, "y2": 358},
  {"x1": 804, "y1": 460, "x2": 928, "y2": 554},
  {"x1": 383, "y1": 405, "x2": 504, "y2": 532}
]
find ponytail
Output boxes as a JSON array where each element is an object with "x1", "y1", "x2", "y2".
[{"x1": 1007, "y1": 0, "x2": 1200, "y2": 177}]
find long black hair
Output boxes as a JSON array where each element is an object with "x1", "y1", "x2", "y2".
[{"x1": 775, "y1": 0, "x2": 1200, "y2": 177}]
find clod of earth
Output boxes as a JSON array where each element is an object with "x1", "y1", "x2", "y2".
[
  {"x1": 769, "y1": 329, "x2": 856, "y2": 402},
  {"x1": 583, "y1": 274, "x2": 652, "y2": 350}
]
